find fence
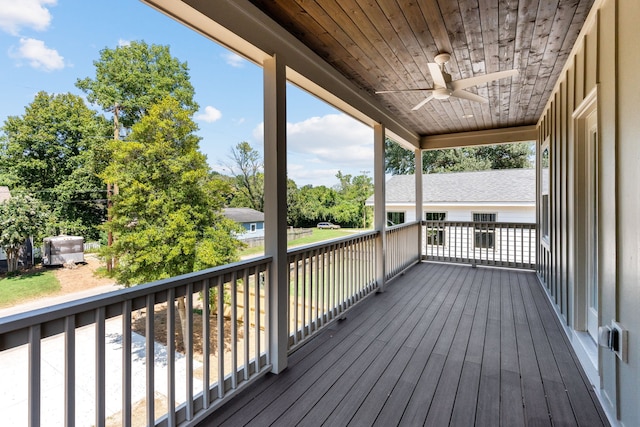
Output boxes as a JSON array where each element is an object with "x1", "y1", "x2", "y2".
[{"x1": 423, "y1": 221, "x2": 536, "y2": 269}]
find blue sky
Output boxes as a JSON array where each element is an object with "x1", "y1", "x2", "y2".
[{"x1": 0, "y1": 0, "x2": 374, "y2": 187}]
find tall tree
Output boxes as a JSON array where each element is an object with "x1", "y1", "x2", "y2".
[
  {"x1": 385, "y1": 138, "x2": 534, "y2": 175},
  {"x1": 333, "y1": 171, "x2": 374, "y2": 228},
  {"x1": 0, "y1": 194, "x2": 47, "y2": 273},
  {"x1": 100, "y1": 97, "x2": 242, "y2": 286},
  {"x1": 223, "y1": 142, "x2": 264, "y2": 212},
  {"x1": 76, "y1": 40, "x2": 198, "y2": 130},
  {"x1": 0, "y1": 92, "x2": 111, "y2": 239},
  {"x1": 77, "y1": 40, "x2": 199, "y2": 268}
]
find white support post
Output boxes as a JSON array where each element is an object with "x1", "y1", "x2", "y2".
[
  {"x1": 374, "y1": 123, "x2": 386, "y2": 292},
  {"x1": 415, "y1": 148, "x2": 423, "y2": 258},
  {"x1": 263, "y1": 54, "x2": 288, "y2": 373}
]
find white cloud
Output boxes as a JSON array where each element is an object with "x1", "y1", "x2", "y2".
[
  {"x1": 118, "y1": 39, "x2": 131, "y2": 47},
  {"x1": 252, "y1": 113, "x2": 374, "y2": 186},
  {"x1": 10, "y1": 37, "x2": 65, "y2": 71},
  {"x1": 0, "y1": 0, "x2": 56, "y2": 35},
  {"x1": 196, "y1": 106, "x2": 222, "y2": 123},
  {"x1": 222, "y1": 52, "x2": 245, "y2": 68},
  {"x1": 287, "y1": 114, "x2": 373, "y2": 165}
]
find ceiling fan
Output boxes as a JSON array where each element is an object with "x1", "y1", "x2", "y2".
[{"x1": 376, "y1": 53, "x2": 518, "y2": 110}]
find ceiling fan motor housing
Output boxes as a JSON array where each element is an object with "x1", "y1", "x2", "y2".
[{"x1": 433, "y1": 88, "x2": 452, "y2": 99}]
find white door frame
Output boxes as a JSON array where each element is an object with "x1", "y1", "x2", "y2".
[{"x1": 573, "y1": 88, "x2": 600, "y2": 343}]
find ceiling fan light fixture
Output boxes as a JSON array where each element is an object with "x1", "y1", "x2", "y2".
[
  {"x1": 433, "y1": 88, "x2": 452, "y2": 100},
  {"x1": 434, "y1": 53, "x2": 451, "y2": 65}
]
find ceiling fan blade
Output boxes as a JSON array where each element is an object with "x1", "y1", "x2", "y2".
[
  {"x1": 451, "y1": 69, "x2": 518, "y2": 91},
  {"x1": 427, "y1": 63, "x2": 447, "y2": 87},
  {"x1": 375, "y1": 88, "x2": 435, "y2": 94},
  {"x1": 412, "y1": 95, "x2": 434, "y2": 110},
  {"x1": 451, "y1": 90, "x2": 488, "y2": 103}
]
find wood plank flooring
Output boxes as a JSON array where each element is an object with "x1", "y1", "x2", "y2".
[{"x1": 197, "y1": 263, "x2": 609, "y2": 427}]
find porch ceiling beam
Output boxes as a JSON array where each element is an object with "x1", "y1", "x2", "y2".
[
  {"x1": 141, "y1": 0, "x2": 420, "y2": 148},
  {"x1": 420, "y1": 125, "x2": 538, "y2": 150}
]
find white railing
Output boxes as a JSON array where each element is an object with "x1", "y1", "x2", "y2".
[
  {"x1": 423, "y1": 221, "x2": 536, "y2": 269},
  {"x1": 0, "y1": 257, "x2": 270, "y2": 426},
  {"x1": 287, "y1": 232, "x2": 378, "y2": 351},
  {"x1": 385, "y1": 221, "x2": 421, "y2": 280},
  {"x1": 1, "y1": 227, "x2": 424, "y2": 425}
]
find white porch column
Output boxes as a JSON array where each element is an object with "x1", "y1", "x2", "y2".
[
  {"x1": 263, "y1": 54, "x2": 288, "y2": 373},
  {"x1": 415, "y1": 148, "x2": 423, "y2": 257},
  {"x1": 374, "y1": 123, "x2": 386, "y2": 292}
]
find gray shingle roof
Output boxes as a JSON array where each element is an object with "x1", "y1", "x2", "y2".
[
  {"x1": 370, "y1": 169, "x2": 535, "y2": 204},
  {"x1": 222, "y1": 208, "x2": 264, "y2": 223}
]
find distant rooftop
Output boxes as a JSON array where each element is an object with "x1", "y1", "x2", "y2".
[
  {"x1": 368, "y1": 169, "x2": 536, "y2": 205},
  {"x1": 222, "y1": 208, "x2": 264, "y2": 223}
]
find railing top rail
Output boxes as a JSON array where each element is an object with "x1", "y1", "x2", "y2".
[
  {"x1": 386, "y1": 220, "x2": 421, "y2": 231},
  {"x1": 287, "y1": 230, "x2": 379, "y2": 257},
  {"x1": 423, "y1": 220, "x2": 536, "y2": 227},
  {"x1": 0, "y1": 255, "x2": 272, "y2": 334}
]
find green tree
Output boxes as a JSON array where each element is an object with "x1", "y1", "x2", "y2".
[
  {"x1": 224, "y1": 142, "x2": 264, "y2": 212},
  {"x1": 333, "y1": 171, "x2": 374, "y2": 228},
  {"x1": 385, "y1": 139, "x2": 534, "y2": 175},
  {"x1": 76, "y1": 40, "x2": 198, "y2": 130},
  {"x1": 0, "y1": 92, "x2": 111, "y2": 239},
  {"x1": 100, "y1": 97, "x2": 242, "y2": 286},
  {"x1": 0, "y1": 194, "x2": 47, "y2": 273},
  {"x1": 289, "y1": 185, "x2": 337, "y2": 227}
]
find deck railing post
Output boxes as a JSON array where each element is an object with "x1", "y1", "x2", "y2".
[
  {"x1": 264, "y1": 54, "x2": 288, "y2": 373},
  {"x1": 374, "y1": 123, "x2": 386, "y2": 292},
  {"x1": 415, "y1": 148, "x2": 423, "y2": 260}
]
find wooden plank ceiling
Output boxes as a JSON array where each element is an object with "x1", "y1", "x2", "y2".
[{"x1": 247, "y1": 0, "x2": 593, "y2": 138}]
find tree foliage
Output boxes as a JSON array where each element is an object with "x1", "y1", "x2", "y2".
[
  {"x1": 100, "y1": 97, "x2": 243, "y2": 286},
  {"x1": 223, "y1": 142, "x2": 264, "y2": 212},
  {"x1": 288, "y1": 184, "x2": 337, "y2": 227},
  {"x1": 285, "y1": 172, "x2": 373, "y2": 228},
  {"x1": 332, "y1": 172, "x2": 373, "y2": 228},
  {"x1": 0, "y1": 92, "x2": 111, "y2": 239},
  {"x1": 76, "y1": 40, "x2": 198, "y2": 130},
  {"x1": 385, "y1": 138, "x2": 534, "y2": 175},
  {"x1": 0, "y1": 194, "x2": 47, "y2": 272}
]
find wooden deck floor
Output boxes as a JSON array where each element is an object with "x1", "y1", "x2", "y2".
[{"x1": 198, "y1": 262, "x2": 609, "y2": 427}]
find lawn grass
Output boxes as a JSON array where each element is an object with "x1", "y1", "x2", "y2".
[
  {"x1": 0, "y1": 270, "x2": 61, "y2": 308},
  {"x1": 288, "y1": 228, "x2": 353, "y2": 247},
  {"x1": 239, "y1": 228, "x2": 357, "y2": 258}
]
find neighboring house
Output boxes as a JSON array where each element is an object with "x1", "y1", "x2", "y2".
[
  {"x1": 366, "y1": 169, "x2": 535, "y2": 224},
  {"x1": 222, "y1": 208, "x2": 265, "y2": 240}
]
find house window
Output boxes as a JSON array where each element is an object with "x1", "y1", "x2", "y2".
[
  {"x1": 541, "y1": 145, "x2": 550, "y2": 242},
  {"x1": 473, "y1": 213, "x2": 497, "y2": 222},
  {"x1": 250, "y1": 223, "x2": 257, "y2": 233},
  {"x1": 425, "y1": 212, "x2": 446, "y2": 221},
  {"x1": 473, "y1": 212, "x2": 497, "y2": 249},
  {"x1": 425, "y1": 212, "x2": 446, "y2": 245},
  {"x1": 387, "y1": 211, "x2": 405, "y2": 226}
]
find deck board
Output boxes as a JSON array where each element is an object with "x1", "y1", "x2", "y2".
[{"x1": 198, "y1": 263, "x2": 609, "y2": 427}]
